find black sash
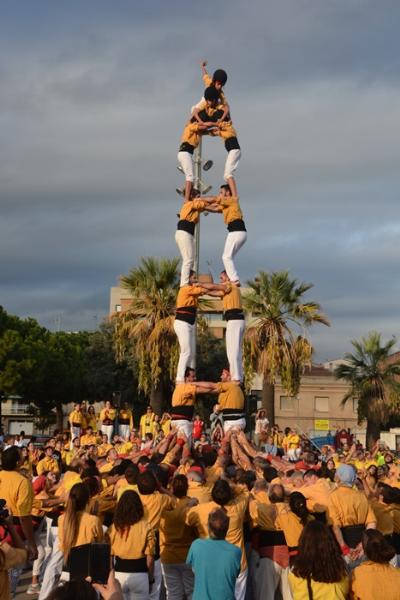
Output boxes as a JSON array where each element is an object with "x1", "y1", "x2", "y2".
[
  {"x1": 114, "y1": 556, "x2": 147, "y2": 573},
  {"x1": 224, "y1": 309, "x2": 244, "y2": 321},
  {"x1": 177, "y1": 220, "x2": 195, "y2": 235},
  {"x1": 227, "y1": 219, "x2": 246, "y2": 232}
]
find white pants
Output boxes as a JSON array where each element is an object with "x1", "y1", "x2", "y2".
[
  {"x1": 235, "y1": 568, "x2": 248, "y2": 600},
  {"x1": 38, "y1": 526, "x2": 64, "y2": 600},
  {"x1": 171, "y1": 419, "x2": 193, "y2": 441},
  {"x1": 226, "y1": 319, "x2": 245, "y2": 381},
  {"x1": 161, "y1": 562, "x2": 194, "y2": 600},
  {"x1": 115, "y1": 571, "x2": 149, "y2": 600},
  {"x1": 224, "y1": 417, "x2": 246, "y2": 433},
  {"x1": 177, "y1": 151, "x2": 194, "y2": 182},
  {"x1": 101, "y1": 424, "x2": 114, "y2": 443},
  {"x1": 287, "y1": 448, "x2": 301, "y2": 461},
  {"x1": 175, "y1": 230, "x2": 195, "y2": 287},
  {"x1": 32, "y1": 518, "x2": 46, "y2": 577},
  {"x1": 119, "y1": 424, "x2": 130, "y2": 440},
  {"x1": 173, "y1": 319, "x2": 195, "y2": 382},
  {"x1": 224, "y1": 148, "x2": 241, "y2": 181},
  {"x1": 149, "y1": 558, "x2": 162, "y2": 600},
  {"x1": 250, "y1": 552, "x2": 292, "y2": 600},
  {"x1": 222, "y1": 231, "x2": 247, "y2": 282}
]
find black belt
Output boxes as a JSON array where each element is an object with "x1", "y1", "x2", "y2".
[
  {"x1": 392, "y1": 532, "x2": 400, "y2": 553},
  {"x1": 341, "y1": 524, "x2": 365, "y2": 548},
  {"x1": 71, "y1": 422, "x2": 81, "y2": 427},
  {"x1": 222, "y1": 408, "x2": 245, "y2": 420},
  {"x1": 179, "y1": 142, "x2": 194, "y2": 154},
  {"x1": 224, "y1": 309, "x2": 244, "y2": 321},
  {"x1": 225, "y1": 137, "x2": 240, "y2": 152},
  {"x1": 177, "y1": 220, "x2": 195, "y2": 235},
  {"x1": 119, "y1": 419, "x2": 130, "y2": 425},
  {"x1": 227, "y1": 219, "x2": 246, "y2": 232},
  {"x1": 171, "y1": 405, "x2": 194, "y2": 420},
  {"x1": 258, "y1": 529, "x2": 287, "y2": 547},
  {"x1": 114, "y1": 556, "x2": 147, "y2": 573},
  {"x1": 176, "y1": 307, "x2": 196, "y2": 325}
]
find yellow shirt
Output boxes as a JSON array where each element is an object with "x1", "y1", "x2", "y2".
[
  {"x1": 301, "y1": 478, "x2": 333, "y2": 513},
  {"x1": 118, "y1": 409, "x2": 133, "y2": 427},
  {"x1": 56, "y1": 471, "x2": 82, "y2": 496},
  {"x1": 205, "y1": 463, "x2": 223, "y2": 486},
  {"x1": 80, "y1": 434, "x2": 97, "y2": 446},
  {"x1": 179, "y1": 200, "x2": 209, "y2": 223},
  {"x1": 109, "y1": 519, "x2": 155, "y2": 559},
  {"x1": 215, "y1": 196, "x2": 243, "y2": 225},
  {"x1": 139, "y1": 414, "x2": 155, "y2": 437},
  {"x1": 85, "y1": 415, "x2": 98, "y2": 432},
  {"x1": 369, "y1": 499, "x2": 393, "y2": 535},
  {"x1": 288, "y1": 572, "x2": 349, "y2": 600},
  {"x1": 215, "y1": 382, "x2": 244, "y2": 411},
  {"x1": 172, "y1": 383, "x2": 196, "y2": 407},
  {"x1": 161, "y1": 419, "x2": 171, "y2": 436},
  {"x1": 287, "y1": 433, "x2": 300, "y2": 449},
  {"x1": 187, "y1": 481, "x2": 212, "y2": 504},
  {"x1": 98, "y1": 443, "x2": 113, "y2": 457},
  {"x1": 139, "y1": 492, "x2": 175, "y2": 531},
  {"x1": 58, "y1": 511, "x2": 103, "y2": 556},
  {"x1": 99, "y1": 408, "x2": 116, "y2": 423},
  {"x1": 36, "y1": 456, "x2": 60, "y2": 476},
  {"x1": 180, "y1": 122, "x2": 203, "y2": 150},
  {"x1": 275, "y1": 506, "x2": 313, "y2": 548},
  {"x1": 186, "y1": 492, "x2": 249, "y2": 572},
  {"x1": 0, "y1": 470, "x2": 33, "y2": 517},
  {"x1": 327, "y1": 486, "x2": 376, "y2": 527},
  {"x1": 202, "y1": 72, "x2": 227, "y2": 105},
  {"x1": 69, "y1": 410, "x2": 84, "y2": 425},
  {"x1": 222, "y1": 283, "x2": 242, "y2": 312},
  {"x1": 351, "y1": 561, "x2": 400, "y2": 600},
  {"x1": 160, "y1": 497, "x2": 196, "y2": 564},
  {"x1": 116, "y1": 483, "x2": 138, "y2": 501},
  {"x1": 249, "y1": 493, "x2": 277, "y2": 531},
  {"x1": 391, "y1": 503, "x2": 400, "y2": 533},
  {"x1": 175, "y1": 285, "x2": 206, "y2": 309}
]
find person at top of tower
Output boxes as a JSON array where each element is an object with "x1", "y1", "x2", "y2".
[
  {"x1": 191, "y1": 60, "x2": 230, "y2": 124},
  {"x1": 175, "y1": 188, "x2": 220, "y2": 287}
]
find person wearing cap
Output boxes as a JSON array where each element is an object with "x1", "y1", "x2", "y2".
[
  {"x1": 175, "y1": 189, "x2": 220, "y2": 287},
  {"x1": 192, "y1": 61, "x2": 230, "y2": 124},
  {"x1": 328, "y1": 463, "x2": 376, "y2": 566}
]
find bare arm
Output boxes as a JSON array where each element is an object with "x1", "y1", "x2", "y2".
[{"x1": 201, "y1": 60, "x2": 208, "y2": 78}]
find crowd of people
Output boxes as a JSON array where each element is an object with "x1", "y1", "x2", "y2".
[{"x1": 1, "y1": 377, "x2": 400, "y2": 600}]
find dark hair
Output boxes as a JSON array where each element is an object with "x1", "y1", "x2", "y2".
[
  {"x1": 303, "y1": 469, "x2": 319, "y2": 480},
  {"x1": 137, "y1": 456, "x2": 150, "y2": 467},
  {"x1": 212, "y1": 69, "x2": 227, "y2": 86},
  {"x1": 292, "y1": 521, "x2": 347, "y2": 583},
  {"x1": 45, "y1": 580, "x2": 97, "y2": 600},
  {"x1": 62, "y1": 483, "x2": 90, "y2": 560},
  {"x1": 237, "y1": 470, "x2": 256, "y2": 491},
  {"x1": 83, "y1": 476, "x2": 100, "y2": 497},
  {"x1": 114, "y1": 490, "x2": 144, "y2": 534},
  {"x1": 184, "y1": 367, "x2": 195, "y2": 378},
  {"x1": 172, "y1": 474, "x2": 189, "y2": 498},
  {"x1": 289, "y1": 492, "x2": 310, "y2": 525},
  {"x1": 269, "y1": 484, "x2": 284, "y2": 504},
  {"x1": 204, "y1": 86, "x2": 220, "y2": 102},
  {"x1": 137, "y1": 470, "x2": 157, "y2": 495},
  {"x1": 212, "y1": 480, "x2": 232, "y2": 506},
  {"x1": 208, "y1": 508, "x2": 229, "y2": 540},
  {"x1": 202, "y1": 449, "x2": 218, "y2": 467},
  {"x1": 263, "y1": 466, "x2": 278, "y2": 483},
  {"x1": 219, "y1": 184, "x2": 231, "y2": 194},
  {"x1": 362, "y1": 529, "x2": 395, "y2": 563},
  {"x1": 125, "y1": 465, "x2": 139, "y2": 485},
  {"x1": 1, "y1": 446, "x2": 21, "y2": 470}
]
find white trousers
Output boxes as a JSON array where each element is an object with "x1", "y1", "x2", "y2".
[
  {"x1": 224, "y1": 148, "x2": 241, "y2": 181},
  {"x1": 175, "y1": 230, "x2": 195, "y2": 287},
  {"x1": 38, "y1": 526, "x2": 64, "y2": 600},
  {"x1": 119, "y1": 424, "x2": 130, "y2": 440},
  {"x1": 101, "y1": 424, "x2": 114, "y2": 443},
  {"x1": 235, "y1": 568, "x2": 248, "y2": 600},
  {"x1": 149, "y1": 558, "x2": 162, "y2": 600},
  {"x1": 161, "y1": 562, "x2": 194, "y2": 600},
  {"x1": 114, "y1": 571, "x2": 149, "y2": 600},
  {"x1": 226, "y1": 319, "x2": 245, "y2": 381},
  {"x1": 287, "y1": 448, "x2": 301, "y2": 461},
  {"x1": 171, "y1": 419, "x2": 193, "y2": 441},
  {"x1": 250, "y1": 552, "x2": 292, "y2": 600},
  {"x1": 224, "y1": 418, "x2": 246, "y2": 433},
  {"x1": 173, "y1": 319, "x2": 195, "y2": 382},
  {"x1": 222, "y1": 231, "x2": 247, "y2": 282},
  {"x1": 177, "y1": 151, "x2": 194, "y2": 182},
  {"x1": 32, "y1": 518, "x2": 46, "y2": 577}
]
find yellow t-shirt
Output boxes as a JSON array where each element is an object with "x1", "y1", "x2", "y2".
[
  {"x1": 0, "y1": 470, "x2": 33, "y2": 517},
  {"x1": 179, "y1": 200, "x2": 209, "y2": 223},
  {"x1": 109, "y1": 519, "x2": 155, "y2": 559},
  {"x1": 159, "y1": 497, "x2": 196, "y2": 564},
  {"x1": 58, "y1": 511, "x2": 103, "y2": 557},
  {"x1": 327, "y1": 486, "x2": 376, "y2": 527},
  {"x1": 175, "y1": 285, "x2": 206, "y2": 309},
  {"x1": 99, "y1": 408, "x2": 116, "y2": 423},
  {"x1": 215, "y1": 196, "x2": 243, "y2": 225},
  {"x1": 36, "y1": 456, "x2": 60, "y2": 476},
  {"x1": 351, "y1": 561, "x2": 400, "y2": 600},
  {"x1": 215, "y1": 382, "x2": 244, "y2": 411},
  {"x1": 222, "y1": 283, "x2": 242, "y2": 312},
  {"x1": 288, "y1": 572, "x2": 349, "y2": 600},
  {"x1": 172, "y1": 383, "x2": 196, "y2": 407},
  {"x1": 69, "y1": 410, "x2": 84, "y2": 425}
]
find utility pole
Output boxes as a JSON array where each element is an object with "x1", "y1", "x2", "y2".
[{"x1": 192, "y1": 140, "x2": 202, "y2": 368}]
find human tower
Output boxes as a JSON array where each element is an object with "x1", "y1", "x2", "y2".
[{"x1": 172, "y1": 61, "x2": 247, "y2": 427}]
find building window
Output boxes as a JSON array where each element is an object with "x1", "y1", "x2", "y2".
[
  {"x1": 280, "y1": 396, "x2": 295, "y2": 411},
  {"x1": 352, "y1": 398, "x2": 358, "y2": 413},
  {"x1": 115, "y1": 304, "x2": 122, "y2": 313},
  {"x1": 315, "y1": 396, "x2": 329, "y2": 412}
]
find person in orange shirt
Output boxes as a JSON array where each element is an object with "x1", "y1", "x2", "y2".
[
  {"x1": 99, "y1": 401, "x2": 116, "y2": 443},
  {"x1": 351, "y1": 529, "x2": 400, "y2": 600}
]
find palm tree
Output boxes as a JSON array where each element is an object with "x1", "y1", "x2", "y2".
[
  {"x1": 113, "y1": 257, "x2": 180, "y2": 415},
  {"x1": 243, "y1": 271, "x2": 329, "y2": 424},
  {"x1": 334, "y1": 332, "x2": 400, "y2": 449}
]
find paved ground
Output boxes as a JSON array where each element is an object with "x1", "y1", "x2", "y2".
[{"x1": 15, "y1": 568, "x2": 34, "y2": 599}]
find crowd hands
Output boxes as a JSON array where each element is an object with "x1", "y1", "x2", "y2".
[{"x1": 1, "y1": 400, "x2": 400, "y2": 600}]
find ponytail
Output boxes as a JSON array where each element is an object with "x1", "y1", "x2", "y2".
[
  {"x1": 289, "y1": 492, "x2": 310, "y2": 526},
  {"x1": 62, "y1": 483, "x2": 90, "y2": 561}
]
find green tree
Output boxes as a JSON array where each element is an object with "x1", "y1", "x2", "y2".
[
  {"x1": 243, "y1": 271, "x2": 329, "y2": 424},
  {"x1": 334, "y1": 332, "x2": 400, "y2": 449},
  {"x1": 113, "y1": 257, "x2": 180, "y2": 415}
]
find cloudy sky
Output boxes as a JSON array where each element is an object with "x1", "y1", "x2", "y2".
[{"x1": 1, "y1": 0, "x2": 400, "y2": 361}]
